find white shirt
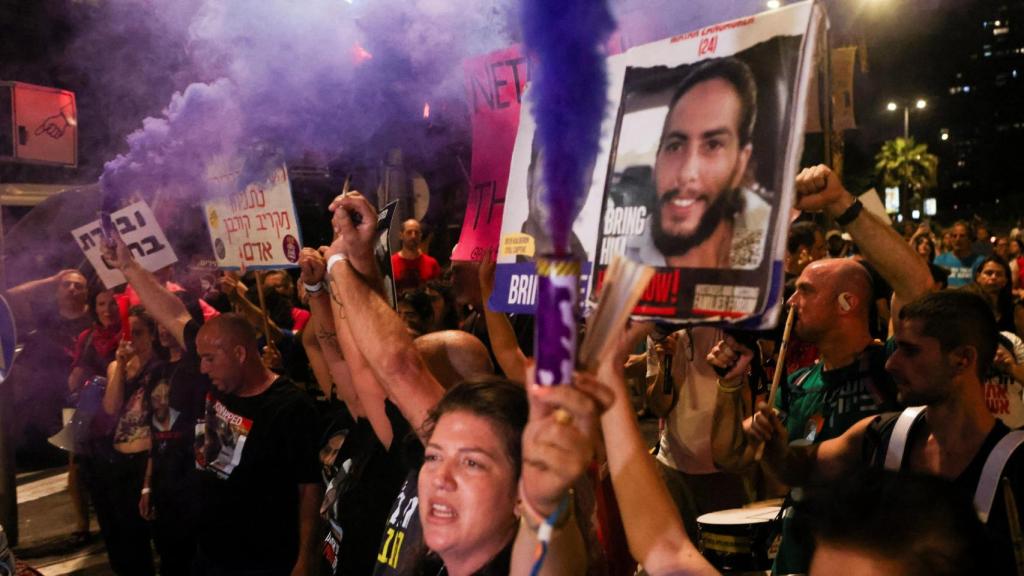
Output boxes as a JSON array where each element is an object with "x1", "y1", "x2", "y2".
[{"x1": 648, "y1": 327, "x2": 724, "y2": 474}]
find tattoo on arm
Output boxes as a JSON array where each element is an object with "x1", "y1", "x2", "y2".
[{"x1": 316, "y1": 325, "x2": 340, "y2": 349}]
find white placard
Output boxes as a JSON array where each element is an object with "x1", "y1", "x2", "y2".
[
  {"x1": 203, "y1": 160, "x2": 302, "y2": 270},
  {"x1": 71, "y1": 200, "x2": 178, "y2": 288}
]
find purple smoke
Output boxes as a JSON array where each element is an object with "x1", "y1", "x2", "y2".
[
  {"x1": 521, "y1": 0, "x2": 614, "y2": 257},
  {"x1": 92, "y1": 0, "x2": 516, "y2": 205}
]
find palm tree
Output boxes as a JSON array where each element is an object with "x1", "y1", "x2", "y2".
[{"x1": 874, "y1": 137, "x2": 938, "y2": 220}]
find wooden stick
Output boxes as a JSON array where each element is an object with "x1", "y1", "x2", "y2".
[
  {"x1": 342, "y1": 175, "x2": 351, "y2": 195},
  {"x1": 755, "y1": 304, "x2": 797, "y2": 461},
  {"x1": 768, "y1": 304, "x2": 798, "y2": 408},
  {"x1": 1003, "y1": 477, "x2": 1024, "y2": 576},
  {"x1": 253, "y1": 271, "x2": 274, "y2": 348}
]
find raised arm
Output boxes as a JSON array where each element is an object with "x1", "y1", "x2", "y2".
[
  {"x1": 478, "y1": 249, "x2": 528, "y2": 382},
  {"x1": 707, "y1": 336, "x2": 759, "y2": 472},
  {"x1": 101, "y1": 238, "x2": 192, "y2": 349},
  {"x1": 327, "y1": 192, "x2": 444, "y2": 433},
  {"x1": 5, "y1": 269, "x2": 79, "y2": 324},
  {"x1": 328, "y1": 291, "x2": 394, "y2": 448},
  {"x1": 795, "y1": 165, "x2": 934, "y2": 317},
  {"x1": 102, "y1": 340, "x2": 134, "y2": 416},
  {"x1": 300, "y1": 321, "x2": 333, "y2": 400},
  {"x1": 511, "y1": 366, "x2": 614, "y2": 576},
  {"x1": 597, "y1": 330, "x2": 717, "y2": 576},
  {"x1": 300, "y1": 248, "x2": 364, "y2": 418}
]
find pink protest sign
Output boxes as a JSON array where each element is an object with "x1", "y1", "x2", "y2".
[{"x1": 452, "y1": 45, "x2": 529, "y2": 262}]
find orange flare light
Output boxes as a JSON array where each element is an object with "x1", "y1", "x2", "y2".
[{"x1": 352, "y1": 42, "x2": 373, "y2": 64}]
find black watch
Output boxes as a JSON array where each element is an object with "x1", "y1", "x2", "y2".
[{"x1": 834, "y1": 198, "x2": 864, "y2": 227}]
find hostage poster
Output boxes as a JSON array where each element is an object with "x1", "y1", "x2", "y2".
[
  {"x1": 593, "y1": 1, "x2": 823, "y2": 323},
  {"x1": 490, "y1": 1, "x2": 823, "y2": 324},
  {"x1": 489, "y1": 79, "x2": 623, "y2": 313}
]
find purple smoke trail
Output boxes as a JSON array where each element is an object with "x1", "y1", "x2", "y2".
[
  {"x1": 89, "y1": 0, "x2": 517, "y2": 206},
  {"x1": 521, "y1": 0, "x2": 615, "y2": 257}
]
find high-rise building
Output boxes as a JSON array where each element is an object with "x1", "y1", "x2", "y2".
[{"x1": 940, "y1": 0, "x2": 1024, "y2": 220}]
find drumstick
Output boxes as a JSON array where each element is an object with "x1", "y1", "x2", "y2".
[
  {"x1": 755, "y1": 304, "x2": 796, "y2": 461},
  {"x1": 1002, "y1": 477, "x2": 1024, "y2": 576},
  {"x1": 767, "y1": 304, "x2": 797, "y2": 408}
]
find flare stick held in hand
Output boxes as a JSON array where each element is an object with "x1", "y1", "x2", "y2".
[{"x1": 534, "y1": 256, "x2": 579, "y2": 386}]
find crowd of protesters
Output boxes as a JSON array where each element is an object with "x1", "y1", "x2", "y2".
[{"x1": 2, "y1": 163, "x2": 1023, "y2": 576}]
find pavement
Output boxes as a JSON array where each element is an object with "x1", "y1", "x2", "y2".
[{"x1": 13, "y1": 466, "x2": 113, "y2": 576}]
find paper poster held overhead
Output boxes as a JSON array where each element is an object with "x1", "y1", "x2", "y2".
[
  {"x1": 489, "y1": 1, "x2": 826, "y2": 328},
  {"x1": 71, "y1": 200, "x2": 178, "y2": 289},
  {"x1": 204, "y1": 157, "x2": 303, "y2": 271}
]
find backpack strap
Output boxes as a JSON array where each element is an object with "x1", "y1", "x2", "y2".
[
  {"x1": 884, "y1": 406, "x2": 927, "y2": 472},
  {"x1": 974, "y1": 430, "x2": 1024, "y2": 524}
]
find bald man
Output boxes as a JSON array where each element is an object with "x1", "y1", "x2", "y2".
[
  {"x1": 194, "y1": 314, "x2": 322, "y2": 576},
  {"x1": 414, "y1": 330, "x2": 495, "y2": 388},
  {"x1": 391, "y1": 219, "x2": 441, "y2": 294},
  {"x1": 708, "y1": 164, "x2": 934, "y2": 574}
]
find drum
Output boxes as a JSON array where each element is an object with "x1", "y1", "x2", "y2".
[{"x1": 696, "y1": 502, "x2": 781, "y2": 572}]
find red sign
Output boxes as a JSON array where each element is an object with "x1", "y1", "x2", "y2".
[
  {"x1": 3, "y1": 82, "x2": 78, "y2": 166},
  {"x1": 452, "y1": 45, "x2": 529, "y2": 262}
]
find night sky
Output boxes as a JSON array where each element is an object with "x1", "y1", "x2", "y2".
[{"x1": 0, "y1": 0, "x2": 1019, "y2": 224}]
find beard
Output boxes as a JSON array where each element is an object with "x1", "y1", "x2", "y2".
[{"x1": 651, "y1": 185, "x2": 744, "y2": 257}]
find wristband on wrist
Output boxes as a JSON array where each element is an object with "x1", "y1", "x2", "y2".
[
  {"x1": 326, "y1": 254, "x2": 347, "y2": 276},
  {"x1": 717, "y1": 378, "x2": 745, "y2": 393},
  {"x1": 834, "y1": 198, "x2": 864, "y2": 227},
  {"x1": 518, "y1": 478, "x2": 573, "y2": 534},
  {"x1": 521, "y1": 479, "x2": 574, "y2": 575},
  {"x1": 302, "y1": 281, "x2": 324, "y2": 294}
]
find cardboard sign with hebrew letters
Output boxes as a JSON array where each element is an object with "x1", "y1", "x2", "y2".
[
  {"x1": 71, "y1": 200, "x2": 178, "y2": 289},
  {"x1": 204, "y1": 159, "x2": 303, "y2": 270}
]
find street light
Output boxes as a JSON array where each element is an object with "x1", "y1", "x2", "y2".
[
  {"x1": 766, "y1": 0, "x2": 781, "y2": 9},
  {"x1": 886, "y1": 98, "x2": 927, "y2": 139}
]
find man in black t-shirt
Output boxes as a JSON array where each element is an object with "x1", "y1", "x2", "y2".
[
  {"x1": 103, "y1": 238, "x2": 322, "y2": 575},
  {"x1": 193, "y1": 314, "x2": 321, "y2": 574},
  {"x1": 750, "y1": 290, "x2": 1024, "y2": 574}
]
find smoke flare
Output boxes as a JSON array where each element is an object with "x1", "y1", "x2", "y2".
[{"x1": 520, "y1": 0, "x2": 615, "y2": 256}]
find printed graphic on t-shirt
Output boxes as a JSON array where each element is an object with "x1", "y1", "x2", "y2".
[
  {"x1": 822, "y1": 376, "x2": 885, "y2": 434},
  {"x1": 984, "y1": 376, "x2": 1024, "y2": 429},
  {"x1": 323, "y1": 518, "x2": 342, "y2": 573},
  {"x1": 195, "y1": 396, "x2": 253, "y2": 479},
  {"x1": 373, "y1": 478, "x2": 421, "y2": 574},
  {"x1": 113, "y1": 386, "x2": 151, "y2": 446}
]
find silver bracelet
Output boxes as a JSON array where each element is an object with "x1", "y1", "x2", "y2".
[{"x1": 303, "y1": 281, "x2": 324, "y2": 294}]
